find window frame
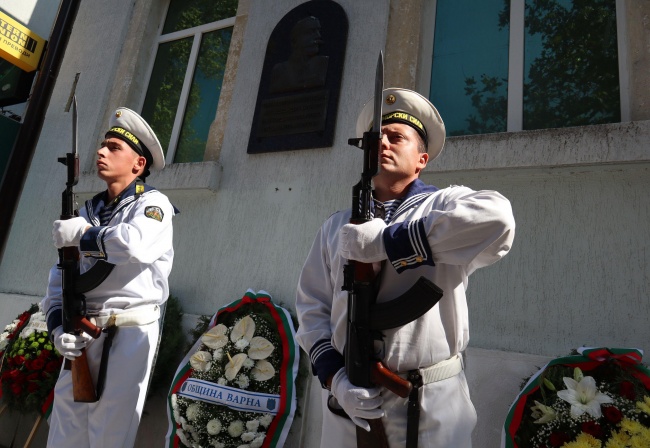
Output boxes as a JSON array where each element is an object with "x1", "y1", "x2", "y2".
[
  {"x1": 138, "y1": 3, "x2": 236, "y2": 164},
  {"x1": 416, "y1": 0, "x2": 631, "y2": 134}
]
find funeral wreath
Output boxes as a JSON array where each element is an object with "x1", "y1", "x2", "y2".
[
  {"x1": 167, "y1": 291, "x2": 299, "y2": 448},
  {"x1": 0, "y1": 304, "x2": 63, "y2": 415},
  {"x1": 502, "y1": 347, "x2": 650, "y2": 448}
]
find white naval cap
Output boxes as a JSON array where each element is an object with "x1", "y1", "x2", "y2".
[
  {"x1": 356, "y1": 87, "x2": 446, "y2": 161},
  {"x1": 105, "y1": 107, "x2": 165, "y2": 172}
]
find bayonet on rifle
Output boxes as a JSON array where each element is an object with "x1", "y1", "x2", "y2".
[
  {"x1": 58, "y1": 96, "x2": 101, "y2": 402},
  {"x1": 343, "y1": 53, "x2": 444, "y2": 448}
]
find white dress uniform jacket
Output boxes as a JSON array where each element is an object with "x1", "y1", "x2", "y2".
[
  {"x1": 42, "y1": 180, "x2": 175, "y2": 448},
  {"x1": 295, "y1": 179, "x2": 515, "y2": 447}
]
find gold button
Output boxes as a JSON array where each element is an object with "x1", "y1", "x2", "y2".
[
  {"x1": 386, "y1": 94, "x2": 396, "y2": 105},
  {"x1": 415, "y1": 256, "x2": 423, "y2": 263},
  {"x1": 116, "y1": 111, "x2": 122, "y2": 118},
  {"x1": 400, "y1": 260, "x2": 407, "y2": 267}
]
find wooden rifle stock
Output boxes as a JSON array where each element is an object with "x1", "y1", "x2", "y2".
[
  {"x1": 370, "y1": 361, "x2": 412, "y2": 398},
  {"x1": 60, "y1": 247, "x2": 102, "y2": 403},
  {"x1": 67, "y1": 315, "x2": 102, "y2": 398}
]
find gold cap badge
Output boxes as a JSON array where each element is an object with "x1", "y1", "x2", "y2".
[{"x1": 115, "y1": 111, "x2": 122, "y2": 118}]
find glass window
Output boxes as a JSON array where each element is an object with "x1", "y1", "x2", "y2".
[
  {"x1": 430, "y1": 0, "x2": 509, "y2": 136},
  {"x1": 141, "y1": 0, "x2": 237, "y2": 163},
  {"x1": 428, "y1": 0, "x2": 620, "y2": 136},
  {"x1": 523, "y1": 0, "x2": 620, "y2": 130}
]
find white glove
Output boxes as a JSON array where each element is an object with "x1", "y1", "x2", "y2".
[
  {"x1": 52, "y1": 217, "x2": 90, "y2": 248},
  {"x1": 338, "y1": 218, "x2": 387, "y2": 262},
  {"x1": 52, "y1": 326, "x2": 92, "y2": 361},
  {"x1": 330, "y1": 368, "x2": 384, "y2": 431}
]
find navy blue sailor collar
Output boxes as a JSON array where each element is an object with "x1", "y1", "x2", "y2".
[
  {"x1": 86, "y1": 179, "x2": 156, "y2": 226},
  {"x1": 373, "y1": 178, "x2": 438, "y2": 222}
]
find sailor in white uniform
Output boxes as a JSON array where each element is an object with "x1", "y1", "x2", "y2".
[
  {"x1": 295, "y1": 88, "x2": 515, "y2": 447},
  {"x1": 43, "y1": 108, "x2": 175, "y2": 448}
]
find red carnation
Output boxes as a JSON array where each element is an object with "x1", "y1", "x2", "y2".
[
  {"x1": 13, "y1": 355, "x2": 25, "y2": 366},
  {"x1": 39, "y1": 349, "x2": 51, "y2": 359},
  {"x1": 45, "y1": 360, "x2": 61, "y2": 373},
  {"x1": 603, "y1": 405, "x2": 623, "y2": 423},
  {"x1": 26, "y1": 372, "x2": 40, "y2": 382},
  {"x1": 619, "y1": 381, "x2": 635, "y2": 400},
  {"x1": 550, "y1": 432, "x2": 571, "y2": 447},
  {"x1": 30, "y1": 358, "x2": 45, "y2": 371},
  {"x1": 10, "y1": 382, "x2": 23, "y2": 395},
  {"x1": 2, "y1": 369, "x2": 21, "y2": 381},
  {"x1": 581, "y1": 421, "x2": 603, "y2": 438},
  {"x1": 27, "y1": 382, "x2": 39, "y2": 393}
]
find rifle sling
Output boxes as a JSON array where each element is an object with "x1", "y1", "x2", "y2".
[
  {"x1": 74, "y1": 261, "x2": 115, "y2": 294},
  {"x1": 369, "y1": 276, "x2": 443, "y2": 331},
  {"x1": 95, "y1": 322, "x2": 117, "y2": 400},
  {"x1": 406, "y1": 370, "x2": 424, "y2": 448}
]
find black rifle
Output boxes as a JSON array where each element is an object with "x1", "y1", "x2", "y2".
[
  {"x1": 343, "y1": 53, "x2": 443, "y2": 448},
  {"x1": 57, "y1": 96, "x2": 102, "y2": 402}
]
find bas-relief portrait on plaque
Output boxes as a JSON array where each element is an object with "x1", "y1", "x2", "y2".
[{"x1": 247, "y1": 0, "x2": 348, "y2": 154}]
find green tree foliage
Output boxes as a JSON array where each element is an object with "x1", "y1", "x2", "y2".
[
  {"x1": 463, "y1": 0, "x2": 619, "y2": 133},
  {"x1": 141, "y1": 0, "x2": 237, "y2": 162}
]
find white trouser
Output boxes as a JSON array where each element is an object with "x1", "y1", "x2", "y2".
[
  {"x1": 319, "y1": 370, "x2": 476, "y2": 448},
  {"x1": 47, "y1": 320, "x2": 159, "y2": 448}
]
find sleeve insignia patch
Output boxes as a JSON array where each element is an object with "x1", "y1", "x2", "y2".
[{"x1": 145, "y1": 206, "x2": 164, "y2": 222}]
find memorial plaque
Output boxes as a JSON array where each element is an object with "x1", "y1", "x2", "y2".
[{"x1": 247, "y1": 0, "x2": 348, "y2": 154}]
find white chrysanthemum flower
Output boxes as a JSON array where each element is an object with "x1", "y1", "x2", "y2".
[
  {"x1": 236, "y1": 374, "x2": 250, "y2": 389},
  {"x1": 207, "y1": 418, "x2": 222, "y2": 435},
  {"x1": 213, "y1": 348, "x2": 224, "y2": 361},
  {"x1": 179, "y1": 416, "x2": 187, "y2": 426},
  {"x1": 259, "y1": 414, "x2": 273, "y2": 428},
  {"x1": 186, "y1": 403, "x2": 200, "y2": 421},
  {"x1": 241, "y1": 432, "x2": 256, "y2": 442},
  {"x1": 218, "y1": 377, "x2": 227, "y2": 385},
  {"x1": 0, "y1": 335, "x2": 8, "y2": 351},
  {"x1": 243, "y1": 357, "x2": 255, "y2": 369},
  {"x1": 246, "y1": 420, "x2": 260, "y2": 432},
  {"x1": 176, "y1": 428, "x2": 190, "y2": 446},
  {"x1": 190, "y1": 351, "x2": 212, "y2": 372},
  {"x1": 250, "y1": 434, "x2": 265, "y2": 448},
  {"x1": 236, "y1": 445, "x2": 251, "y2": 448},
  {"x1": 212, "y1": 442, "x2": 225, "y2": 448},
  {"x1": 22, "y1": 327, "x2": 35, "y2": 337},
  {"x1": 228, "y1": 420, "x2": 245, "y2": 438},
  {"x1": 173, "y1": 409, "x2": 180, "y2": 422},
  {"x1": 235, "y1": 338, "x2": 250, "y2": 350}
]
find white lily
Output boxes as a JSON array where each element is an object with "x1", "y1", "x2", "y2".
[
  {"x1": 556, "y1": 375, "x2": 613, "y2": 418},
  {"x1": 530, "y1": 400, "x2": 557, "y2": 424}
]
